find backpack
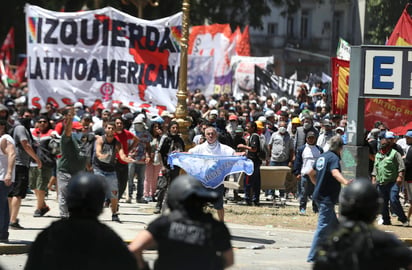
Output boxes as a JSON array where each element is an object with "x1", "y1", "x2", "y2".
[{"x1": 252, "y1": 133, "x2": 268, "y2": 161}]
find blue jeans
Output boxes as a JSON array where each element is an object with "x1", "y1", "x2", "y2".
[
  {"x1": 377, "y1": 182, "x2": 407, "y2": 224},
  {"x1": 0, "y1": 182, "x2": 11, "y2": 240},
  {"x1": 307, "y1": 199, "x2": 338, "y2": 262},
  {"x1": 299, "y1": 175, "x2": 317, "y2": 212},
  {"x1": 94, "y1": 168, "x2": 118, "y2": 199},
  {"x1": 128, "y1": 163, "x2": 146, "y2": 199}
]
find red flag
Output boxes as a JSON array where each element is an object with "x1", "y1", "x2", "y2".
[
  {"x1": 387, "y1": 4, "x2": 412, "y2": 46},
  {"x1": 0, "y1": 27, "x2": 15, "y2": 61},
  {"x1": 331, "y1": 58, "x2": 350, "y2": 115},
  {"x1": 237, "y1": 26, "x2": 250, "y2": 56},
  {"x1": 14, "y1": 58, "x2": 27, "y2": 86}
]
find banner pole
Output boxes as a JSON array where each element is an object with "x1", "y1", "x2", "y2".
[{"x1": 175, "y1": 0, "x2": 193, "y2": 151}]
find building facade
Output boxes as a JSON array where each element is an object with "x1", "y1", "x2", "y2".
[{"x1": 249, "y1": 0, "x2": 365, "y2": 78}]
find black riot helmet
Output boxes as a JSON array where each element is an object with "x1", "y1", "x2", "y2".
[
  {"x1": 167, "y1": 175, "x2": 218, "y2": 211},
  {"x1": 339, "y1": 178, "x2": 383, "y2": 223},
  {"x1": 67, "y1": 172, "x2": 107, "y2": 218}
]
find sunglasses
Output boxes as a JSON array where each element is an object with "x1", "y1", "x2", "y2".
[{"x1": 38, "y1": 120, "x2": 47, "y2": 123}]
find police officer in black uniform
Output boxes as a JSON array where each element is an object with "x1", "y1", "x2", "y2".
[
  {"x1": 314, "y1": 179, "x2": 412, "y2": 270},
  {"x1": 128, "y1": 174, "x2": 234, "y2": 270},
  {"x1": 25, "y1": 172, "x2": 137, "y2": 270}
]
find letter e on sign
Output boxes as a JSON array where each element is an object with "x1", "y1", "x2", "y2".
[{"x1": 364, "y1": 50, "x2": 402, "y2": 96}]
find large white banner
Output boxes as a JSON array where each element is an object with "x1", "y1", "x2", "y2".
[
  {"x1": 26, "y1": 5, "x2": 182, "y2": 113},
  {"x1": 230, "y1": 56, "x2": 273, "y2": 99}
]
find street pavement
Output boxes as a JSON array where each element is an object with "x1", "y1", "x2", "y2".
[{"x1": 0, "y1": 191, "x2": 315, "y2": 270}]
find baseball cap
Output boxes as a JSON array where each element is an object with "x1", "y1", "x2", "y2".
[
  {"x1": 336, "y1": 127, "x2": 345, "y2": 133},
  {"x1": 281, "y1": 106, "x2": 289, "y2": 112},
  {"x1": 74, "y1": 102, "x2": 83, "y2": 109},
  {"x1": 228, "y1": 115, "x2": 238, "y2": 121},
  {"x1": 322, "y1": 119, "x2": 332, "y2": 126},
  {"x1": 258, "y1": 116, "x2": 267, "y2": 123},
  {"x1": 82, "y1": 113, "x2": 92, "y2": 121},
  {"x1": 72, "y1": 121, "x2": 83, "y2": 130},
  {"x1": 307, "y1": 131, "x2": 316, "y2": 138},
  {"x1": 264, "y1": 110, "x2": 275, "y2": 118},
  {"x1": 161, "y1": 111, "x2": 173, "y2": 118},
  {"x1": 133, "y1": 114, "x2": 146, "y2": 124},
  {"x1": 210, "y1": 109, "x2": 218, "y2": 116},
  {"x1": 384, "y1": 131, "x2": 395, "y2": 139},
  {"x1": 255, "y1": 121, "x2": 264, "y2": 130}
]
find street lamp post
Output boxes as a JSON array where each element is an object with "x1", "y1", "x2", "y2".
[{"x1": 175, "y1": 0, "x2": 193, "y2": 150}]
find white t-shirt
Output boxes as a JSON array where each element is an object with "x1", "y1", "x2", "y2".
[{"x1": 0, "y1": 134, "x2": 16, "y2": 182}]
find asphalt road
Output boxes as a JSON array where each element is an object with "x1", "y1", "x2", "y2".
[{"x1": 0, "y1": 191, "x2": 314, "y2": 270}]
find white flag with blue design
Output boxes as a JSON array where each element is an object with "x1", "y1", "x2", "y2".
[{"x1": 168, "y1": 153, "x2": 254, "y2": 189}]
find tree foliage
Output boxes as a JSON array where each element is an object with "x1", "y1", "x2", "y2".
[{"x1": 365, "y1": 0, "x2": 408, "y2": 45}]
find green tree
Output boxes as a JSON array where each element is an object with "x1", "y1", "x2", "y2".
[{"x1": 365, "y1": 0, "x2": 408, "y2": 45}]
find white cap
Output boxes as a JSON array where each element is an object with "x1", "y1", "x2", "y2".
[
  {"x1": 208, "y1": 99, "x2": 218, "y2": 108},
  {"x1": 74, "y1": 102, "x2": 83, "y2": 109},
  {"x1": 210, "y1": 109, "x2": 218, "y2": 115},
  {"x1": 133, "y1": 114, "x2": 146, "y2": 124},
  {"x1": 288, "y1": 99, "x2": 295, "y2": 106},
  {"x1": 258, "y1": 116, "x2": 267, "y2": 123},
  {"x1": 264, "y1": 110, "x2": 275, "y2": 118},
  {"x1": 281, "y1": 106, "x2": 289, "y2": 112}
]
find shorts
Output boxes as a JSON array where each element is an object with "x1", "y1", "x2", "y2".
[
  {"x1": 207, "y1": 184, "x2": 225, "y2": 210},
  {"x1": 29, "y1": 166, "x2": 52, "y2": 191},
  {"x1": 94, "y1": 168, "x2": 118, "y2": 199},
  {"x1": 9, "y1": 165, "x2": 29, "y2": 199},
  {"x1": 405, "y1": 182, "x2": 412, "y2": 203}
]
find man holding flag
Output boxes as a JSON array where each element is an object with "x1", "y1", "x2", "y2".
[{"x1": 188, "y1": 126, "x2": 236, "y2": 222}]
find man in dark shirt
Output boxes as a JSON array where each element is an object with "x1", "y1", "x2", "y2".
[
  {"x1": 237, "y1": 121, "x2": 262, "y2": 206},
  {"x1": 314, "y1": 179, "x2": 412, "y2": 270},
  {"x1": 307, "y1": 135, "x2": 352, "y2": 262},
  {"x1": 25, "y1": 172, "x2": 137, "y2": 270},
  {"x1": 128, "y1": 175, "x2": 233, "y2": 270}
]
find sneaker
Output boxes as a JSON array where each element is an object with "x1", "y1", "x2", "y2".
[
  {"x1": 136, "y1": 198, "x2": 148, "y2": 204},
  {"x1": 33, "y1": 209, "x2": 42, "y2": 217},
  {"x1": 9, "y1": 219, "x2": 24, "y2": 230},
  {"x1": 40, "y1": 206, "x2": 50, "y2": 216},
  {"x1": 145, "y1": 196, "x2": 153, "y2": 202},
  {"x1": 153, "y1": 209, "x2": 161, "y2": 214},
  {"x1": 402, "y1": 220, "x2": 409, "y2": 227},
  {"x1": 125, "y1": 198, "x2": 132, "y2": 204},
  {"x1": 299, "y1": 209, "x2": 306, "y2": 215},
  {"x1": 253, "y1": 201, "x2": 260, "y2": 206},
  {"x1": 112, "y1": 214, "x2": 121, "y2": 223}
]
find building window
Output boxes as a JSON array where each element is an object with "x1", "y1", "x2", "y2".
[
  {"x1": 300, "y1": 10, "x2": 309, "y2": 39},
  {"x1": 267, "y1": 23, "x2": 278, "y2": 35},
  {"x1": 287, "y1": 17, "x2": 294, "y2": 38}
]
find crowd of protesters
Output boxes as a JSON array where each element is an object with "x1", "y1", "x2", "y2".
[{"x1": 0, "y1": 79, "x2": 411, "y2": 243}]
